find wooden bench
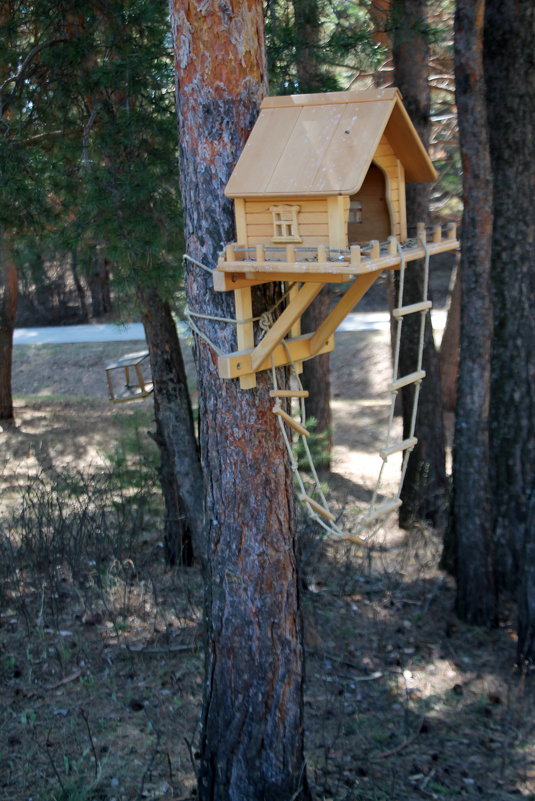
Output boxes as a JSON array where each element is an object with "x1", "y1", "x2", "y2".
[{"x1": 105, "y1": 350, "x2": 153, "y2": 403}]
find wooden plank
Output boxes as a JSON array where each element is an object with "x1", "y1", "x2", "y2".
[
  {"x1": 389, "y1": 370, "x2": 426, "y2": 392},
  {"x1": 380, "y1": 436, "x2": 418, "y2": 459},
  {"x1": 234, "y1": 287, "x2": 256, "y2": 389},
  {"x1": 260, "y1": 87, "x2": 398, "y2": 109},
  {"x1": 298, "y1": 494, "x2": 336, "y2": 522},
  {"x1": 266, "y1": 104, "x2": 345, "y2": 195},
  {"x1": 247, "y1": 235, "x2": 332, "y2": 248},
  {"x1": 393, "y1": 300, "x2": 432, "y2": 317},
  {"x1": 362, "y1": 498, "x2": 402, "y2": 523},
  {"x1": 217, "y1": 332, "x2": 334, "y2": 380},
  {"x1": 225, "y1": 106, "x2": 301, "y2": 197},
  {"x1": 246, "y1": 223, "x2": 330, "y2": 238},
  {"x1": 234, "y1": 198, "x2": 248, "y2": 245},
  {"x1": 327, "y1": 195, "x2": 347, "y2": 248},
  {"x1": 309, "y1": 270, "x2": 382, "y2": 354},
  {"x1": 246, "y1": 211, "x2": 327, "y2": 224},
  {"x1": 245, "y1": 198, "x2": 328, "y2": 212},
  {"x1": 105, "y1": 350, "x2": 149, "y2": 370},
  {"x1": 273, "y1": 407, "x2": 310, "y2": 438},
  {"x1": 250, "y1": 282, "x2": 324, "y2": 371},
  {"x1": 269, "y1": 389, "x2": 309, "y2": 398},
  {"x1": 288, "y1": 283, "x2": 302, "y2": 373}
]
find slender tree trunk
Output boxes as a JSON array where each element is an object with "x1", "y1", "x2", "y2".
[
  {"x1": 89, "y1": 246, "x2": 112, "y2": 317},
  {"x1": 169, "y1": 2, "x2": 310, "y2": 798},
  {"x1": 292, "y1": 0, "x2": 333, "y2": 466},
  {"x1": 484, "y1": 0, "x2": 535, "y2": 657},
  {"x1": 141, "y1": 290, "x2": 203, "y2": 565},
  {"x1": 0, "y1": 236, "x2": 18, "y2": 422},
  {"x1": 300, "y1": 293, "x2": 332, "y2": 468},
  {"x1": 450, "y1": 0, "x2": 496, "y2": 626},
  {"x1": 70, "y1": 250, "x2": 89, "y2": 323},
  {"x1": 391, "y1": 0, "x2": 448, "y2": 529},
  {"x1": 439, "y1": 259, "x2": 460, "y2": 412}
]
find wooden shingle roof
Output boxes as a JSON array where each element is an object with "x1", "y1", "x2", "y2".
[{"x1": 225, "y1": 87, "x2": 437, "y2": 199}]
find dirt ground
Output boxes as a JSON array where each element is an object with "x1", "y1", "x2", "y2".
[{"x1": 2, "y1": 310, "x2": 535, "y2": 801}]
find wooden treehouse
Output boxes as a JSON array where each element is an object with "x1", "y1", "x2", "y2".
[{"x1": 212, "y1": 87, "x2": 459, "y2": 390}]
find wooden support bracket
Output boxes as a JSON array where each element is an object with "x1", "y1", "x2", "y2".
[
  {"x1": 217, "y1": 332, "x2": 334, "y2": 381},
  {"x1": 309, "y1": 270, "x2": 382, "y2": 355},
  {"x1": 250, "y1": 282, "x2": 324, "y2": 372}
]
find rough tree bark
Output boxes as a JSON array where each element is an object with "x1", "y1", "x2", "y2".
[
  {"x1": 391, "y1": 0, "x2": 448, "y2": 529},
  {"x1": 169, "y1": 2, "x2": 310, "y2": 798},
  {"x1": 484, "y1": 0, "x2": 535, "y2": 658},
  {"x1": 0, "y1": 236, "x2": 18, "y2": 422},
  {"x1": 140, "y1": 289, "x2": 204, "y2": 566},
  {"x1": 450, "y1": 0, "x2": 496, "y2": 626}
]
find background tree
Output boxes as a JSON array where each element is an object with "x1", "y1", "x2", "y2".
[
  {"x1": 0, "y1": 1, "x2": 68, "y2": 421},
  {"x1": 390, "y1": 0, "x2": 448, "y2": 529},
  {"x1": 67, "y1": 0, "x2": 204, "y2": 564},
  {"x1": 484, "y1": 0, "x2": 535, "y2": 659},
  {"x1": 169, "y1": 1, "x2": 310, "y2": 797},
  {"x1": 449, "y1": 0, "x2": 496, "y2": 625}
]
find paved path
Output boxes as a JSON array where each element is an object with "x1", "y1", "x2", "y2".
[{"x1": 13, "y1": 311, "x2": 447, "y2": 346}]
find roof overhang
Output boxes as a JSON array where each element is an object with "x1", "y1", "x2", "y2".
[{"x1": 225, "y1": 87, "x2": 437, "y2": 199}]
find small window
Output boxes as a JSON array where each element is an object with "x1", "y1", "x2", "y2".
[
  {"x1": 270, "y1": 204, "x2": 302, "y2": 242},
  {"x1": 348, "y1": 199, "x2": 363, "y2": 224}
]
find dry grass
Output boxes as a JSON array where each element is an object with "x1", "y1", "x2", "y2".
[{"x1": 1, "y1": 337, "x2": 534, "y2": 801}]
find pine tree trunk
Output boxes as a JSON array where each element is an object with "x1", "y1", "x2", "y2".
[
  {"x1": 89, "y1": 247, "x2": 112, "y2": 317},
  {"x1": 301, "y1": 292, "x2": 332, "y2": 468},
  {"x1": 0, "y1": 236, "x2": 18, "y2": 422},
  {"x1": 391, "y1": 0, "x2": 448, "y2": 529},
  {"x1": 439, "y1": 261, "x2": 460, "y2": 412},
  {"x1": 484, "y1": 0, "x2": 535, "y2": 655},
  {"x1": 292, "y1": 0, "x2": 332, "y2": 465},
  {"x1": 140, "y1": 290, "x2": 203, "y2": 566},
  {"x1": 450, "y1": 0, "x2": 496, "y2": 626},
  {"x1": 169, "y1": 2, "x2": 310, "y2": 798}
]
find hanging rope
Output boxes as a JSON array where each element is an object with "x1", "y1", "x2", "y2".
[
  {"x1": 183, "y1": 234, "x2": 433, "y2": 546},
  {"x1": 266, "y1": 233, "x2": 432, "y2": 547}
]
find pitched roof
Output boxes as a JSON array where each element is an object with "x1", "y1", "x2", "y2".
[{"x1": 225, "y1": 87, "x2": 437, "y2": 199}]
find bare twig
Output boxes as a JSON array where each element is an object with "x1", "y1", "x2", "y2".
[
  {"x1": 371, "y1": 717, "x2": 426, "y2": 760},
  {"x1": 80, "y1": 708, "x2": 100, "y2": 779}
]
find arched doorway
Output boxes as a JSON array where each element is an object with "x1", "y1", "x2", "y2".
[{"x1": 348, "y1": 163, "x2": 392, "y2": 246}]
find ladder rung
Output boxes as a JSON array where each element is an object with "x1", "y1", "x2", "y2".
[
  {"x1": 380, "y1": 437, "x2": 418, "y2": 460},
  {"x1": 273, "y1": 407, "x2": 310, "y2": 438},
  {"x1": 392, "y1": 300, "x2": 432, "y2": 318},
  {"x1": 389, "y1": 370, "x2": 426, "y2": 392},
  {"x1": 269, "y1": 390, "x2": 309, "y2": 398},
  {"x1": 299, "y1": 494, "x2": 336, "y2": 522},
  {"x1": 362, "y1": 498, "x2": 402, "y2": 524}
]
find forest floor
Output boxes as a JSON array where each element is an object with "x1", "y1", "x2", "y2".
[{"x1": 2, "y1": 283, "x2": 535, "y2": 800}]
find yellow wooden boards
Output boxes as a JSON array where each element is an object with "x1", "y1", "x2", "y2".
[{"x1": 225, "y1": 87, "x2": 436, "y2": 200}]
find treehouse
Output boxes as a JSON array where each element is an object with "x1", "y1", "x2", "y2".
[
  {"x1": 209, "y1": 87, "x2": 459, "y2": 390},
  {"x1": 224, "y1": 86, "x2": 436, "y2": 250}
]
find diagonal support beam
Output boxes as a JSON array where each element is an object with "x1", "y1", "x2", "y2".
[
  {"x1": 309, "y1": 270, "x2": 383, "y2": 355},
  {"x1": 250, "y1": 282, "x2": 324, "y2": 371}
]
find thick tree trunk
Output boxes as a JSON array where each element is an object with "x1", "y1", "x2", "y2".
[
  {"x1": 450, "y1": 0, "x2": 496, "y2": 626},
  {"x1": 484, "y1": 0, "x2": 535, "y2": 656},
  {"x1": 140, "y1": 290, "x2": 203, "y2": 566},
  {"x1": 0, "y1": 236, "x2": 18, "y2": 422},
  {"x1": 391, "y1": 0, "x2": 448, "y2": 529},
  {"x1": 169, "y1": 2, "x2": 310, "y2": 798}
]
